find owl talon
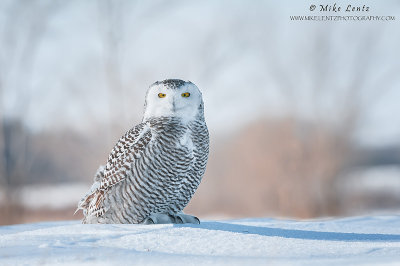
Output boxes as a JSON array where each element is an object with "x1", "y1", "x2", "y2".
[
  {"x1": 176, "y1": 213, "x2": 200, "y2": 224},
  {"x1": 141, "y1": 213, "x2": 172, "y2": 224},
  {"x1": 142, "y1": 217, "x2": 155, "y2": 224},
  {"x1": 142, "y1": 213, "x2": 200, "y2": 224},
  {"x1": 175, "y1": 215, "x2": 184, "y2": 224}
]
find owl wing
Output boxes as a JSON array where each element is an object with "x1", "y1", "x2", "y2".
[
  {"x1": 104, "y1": 122, "x2": 147, "y2": 173},
  {"x1": 101, "y1": 122, "x2": 151, "y2": 189},
  {"x1": 77, "y1": 122, "x2": 152, "y2": 218}
]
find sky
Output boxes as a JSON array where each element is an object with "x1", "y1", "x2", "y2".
[{"x1": 0, "y1": 0, "x2": 399, "y2": 147}]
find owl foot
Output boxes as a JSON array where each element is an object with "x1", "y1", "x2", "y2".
[{"x1": 142, "y1": 213, "x2": 200, "y2": 224}]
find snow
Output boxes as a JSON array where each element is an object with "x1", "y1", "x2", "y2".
[{"x1": 1, "y1": 216, "x2": 400, "y2": 265}]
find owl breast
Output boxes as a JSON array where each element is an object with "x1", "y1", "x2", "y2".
[{"x1": 99, "y1": 116, "x2": 209, "y2": 224}]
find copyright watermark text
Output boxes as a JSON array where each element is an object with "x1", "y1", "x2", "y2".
[
  {"x1": 290, "y1": 3, "x2": 396, "y2": 22},
  {"x1": 290, "y1": 15, "x2": 395, "y2": 22}
]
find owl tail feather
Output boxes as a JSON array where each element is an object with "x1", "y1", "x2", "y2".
[
  {"x1": 75, "y1": 187, "x2": 104, "y2": 216},
  {"x1": 73, "y1": 207, "x2": 80, "y2": 216},
  {"x1": 75, "y1": 165, "x2": 106, "y2": 217},
  {"x1": 85, "y1": 190, "x2": 105, "y2": 217}
]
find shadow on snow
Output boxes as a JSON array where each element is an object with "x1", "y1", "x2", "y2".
[{"x1": 176, "y1": 221, "x2": 400, "y2": 242}]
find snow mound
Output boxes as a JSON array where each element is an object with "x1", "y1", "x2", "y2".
[{"x1": 1, "y1": 216, "x2": 400, "y2": 265}]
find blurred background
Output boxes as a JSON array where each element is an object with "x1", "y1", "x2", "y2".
[{"x1": 0, "y1": 0, "x2": 399, "y2": 225}]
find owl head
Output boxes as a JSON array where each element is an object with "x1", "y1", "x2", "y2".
[{"x1": 143, "y1": 79, "x2": 204, "y2": 122}]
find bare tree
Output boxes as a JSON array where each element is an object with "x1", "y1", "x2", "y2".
[{"x1": 0, "y1": 0, "x2": 62, "y2": 224}]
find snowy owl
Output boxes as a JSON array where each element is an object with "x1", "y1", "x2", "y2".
[{"x1": 76, "y1": 79, "x2": 209, "y2": 224}]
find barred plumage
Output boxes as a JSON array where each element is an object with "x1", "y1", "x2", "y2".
[{"x1": 77, "y1": 79, "x2": 209, "y2": 224}]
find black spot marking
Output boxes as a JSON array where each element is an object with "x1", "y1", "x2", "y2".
[{"x1": 153, "y1": 79, "x2": 186, "y2": 89}]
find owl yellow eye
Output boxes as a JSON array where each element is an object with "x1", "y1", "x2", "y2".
[
  {"x1": 181, "y1": 92, "x2": 190, "y2": 98},
  {"x1": 158, "y1": 93, "x2": 166, "y2": 98}
]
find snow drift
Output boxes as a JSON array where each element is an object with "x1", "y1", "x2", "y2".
[{"x1": 1, "y1": 216, "x2": 400, "y2": 265}]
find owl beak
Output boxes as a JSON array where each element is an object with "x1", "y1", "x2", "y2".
[{"x1": 172, "y1": 101, "x2": 176, "y2": 112}]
